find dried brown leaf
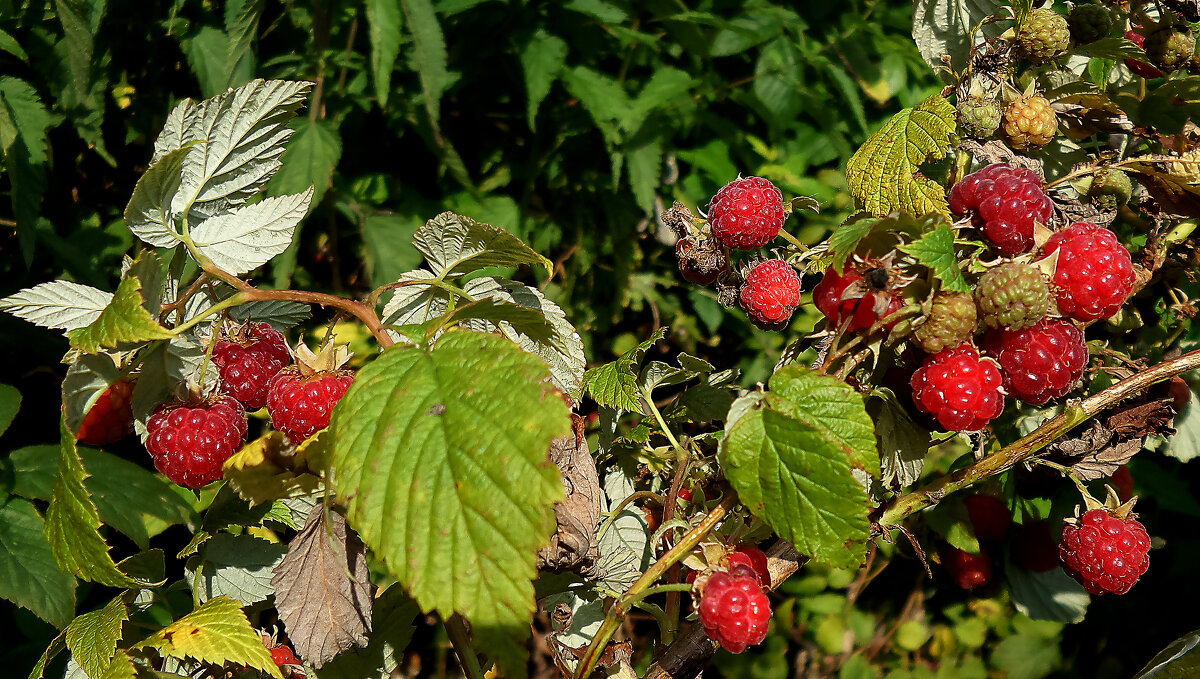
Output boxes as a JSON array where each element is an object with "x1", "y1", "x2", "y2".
[
  {"x1": 537, "y1": 415, "x2": 602, "y2": 573},
  {"x1": 271, "y1": 506, "x2": 373, "y2": 667}
]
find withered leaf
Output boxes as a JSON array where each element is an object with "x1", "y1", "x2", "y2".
[
  {"x1": 1048, "y1": 397, "x2": 1176, "y2": 481},
  {"x1": 271, "y1": 505, "x2": 373, "y2": 667},
  {"x1": 537, "y1": 414, "x2": 602, "y2": 573}
]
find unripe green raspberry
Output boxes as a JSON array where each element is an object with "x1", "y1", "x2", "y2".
[
  {"x1": 1003, "y1": 96, "x2": 1057, "y2": 150},
  {"x1": 975, "y1": 262, "x2": 1051, "y2": 331},
  {"x1": 1016, "y1": 9, "x2": 1071, "y2": 63},
  {"x1": 1067, "y1": 4, "x2": 1113, "y2": 45},
  {"x1": 1087, "y1": 168, "x2": 1134, "y2": 210},
  {"x1": 914, "y1": 293, "x2": 978, "y2": 354},
  {"x1": 957, "y1": 97, "x2": 1002, "y2": 139},
  {"x1": 1145, "y1": 26, "x2": 1197, "y2": 71}
]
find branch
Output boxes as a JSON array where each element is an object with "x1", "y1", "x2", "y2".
[{"x1": 878, "y1": 346, "x2": 1200, "y2": 527}]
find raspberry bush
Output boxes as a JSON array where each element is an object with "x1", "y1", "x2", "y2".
[{"x1": 0, "y1": 2, "x2": 1198, "y2": 679}]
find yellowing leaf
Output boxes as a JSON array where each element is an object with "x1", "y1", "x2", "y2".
[
  {"x1": 68, "y1": 278, "x2": 173, "y2": 353},
  {"x1": 133, "y1": 595, "x2": 281, "y2": 678},
  {"x1": 223, "y1": 431, "x2": 323, "y2": 506}
]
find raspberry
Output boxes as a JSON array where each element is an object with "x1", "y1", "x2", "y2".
[
  {"x1": 956, "y1": 96, "x2": 1001, "y2": 139},
  {"x1": 965, "y1": 495, "x2": 1012, "y2": 542},
  {"x1": 983, "y1": 319, "x2": 1089, "y2": 405},
  {"x1": 1125, "y1": 30, "x2": 1166, "y2": 78},
  {"x1": 211, "y1": 322, "x2": 291, "y2": 410},
  {"x1": 975, "y1": 261, "x2": 1050, "y2": 331},
  {"x1": 1067, "y1": 4, "x2": 1112, "y2": 45},
  {"x1": 939, "y1": 544, "x2": 992, "y2": 590},
  {"x1": 738, "y1": 259, "x2": 801, "y2": 330},
  {"x1": 707, "y1": 177, "x2": 786, "y2": 250},
  {"x1": 1015, "y1": 8, "x2": 1070, "y2": 62},
  {"x1": 268, "y1": 369, "x2": 355, "y2": 442},
  {"x1": 1144, "y1": 25, "x2": 1196, "y2": 71},
  {"x1": 727, "y1": 546, "x2": 770, "y2": 589},
  {"x1": 814, "y1": 267, "x2": 903, "y2": 332},
  {"x1": 1013, "y1": 520, "x2": 1061, "y2": 572},
  {"x1": 1003, "y1": 96, "x2": 1058, "y2": 150},
  {"x1": 914, "y1": 293, "x2": 977, "y2": 354},
  {"x1": 698, "y1": 571, "x2": 772, "y2": 653},
  {"x1": 271, "y1": 645, "x2": 301, "y2": 667},
  {"x1": 910, "y1": 344, "x2": 1005, "y2": 432},
  {"x1": 1059, "y1": 508, "x2": 1150, "y2": 595},
  {"x1": 1044, "y1": 222, "x2": 1136, "y2": 321},
  {"x1": 76, "y1": 380, "x2": 135, "y2": 445},
  {"x1": 1086, "y1": 168, "x2": 1134, "y2": 210},
  {"x1": 949, "y1": 163, "x2": 1054, "y2": 255},
  {"x1": 146, "y1": 396, "x2": 247, "y2": 488}
]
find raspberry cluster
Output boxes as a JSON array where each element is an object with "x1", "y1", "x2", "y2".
[
  {"x1": 949, "y1": 163, "x2": 1054, "y2": 254},
  {"x1": 910, "y1": 344, "x2": 1005, "y2": 431},
  {"x1": 1044, "y1": 222, "x2": 1137, "y2": 321},
  {"x1": 1060, "y1": 509, "x2": 1151, "y2": 595},
  {"x1": 145, "y1": 396, "x2": 248, "y2": 488},
  {"x1": 698, "y1": 571, "x2": 772, "y2": 653},
  {"x1": 708, "y1": 176, "x2": 786, "y2": 250},
  {"x1": 738, "y1": 259, "x2": 801, "y2": 330},
  {"x1": 211, "y1": 321, "x2": 291, "y2": 410}
]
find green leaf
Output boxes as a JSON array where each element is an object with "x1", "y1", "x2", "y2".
[
  {"x1": 520, "y1": 30, "x2": 568, "y2": 129},
  {"x1": 0, "y1": 383, "x2": 19, "y2": 436},
  {"x1": 401, "y1": 0, "x2": 449, "y2": 124},
  {"x1": 754, "y1": 37, "x2": 804, "y2": 128},
  {"x1": 1005, "y1": 555, "x2": 1089, "y2": 624},
  {"x1": 133, "y1": 595, "x2": 282, "y2": 678},
  {"x1": 0, "y1": 280, "x2": 114, "y2": 332},
  {"x1": 188, "y1": 533, "x2": 286, "y2": 605},
  {"x1": 0, "y1": 29, "x2": 28, "y2": 61},
  {"x1": 329, "y1": 331, "x2": 570, "y2": 676},
  {"x1": 898, "y1": 223, "x2": 970, "y2": 292},
  {"x1": 68, "y1": 278, "x2": 173, "y2": 354},
  {"x1": 867, "y1": 388, "x2": 930, "y2": 491},
  {"x1": 366, "y1": 0, "x2": 404, "y2": 109},
  {"x1": 912, "y1": 0, "x2": 1004, "y2": 73},
  {"x1": 0, "y1": 77, "x2": 53, "y2": 164},
  {"x1": 413, "y1": 211, "x2": 553, "y2": 277},
  {"x1": 267, "y1": 118, "x2": 342, "y2": 206},
  {"x1": 846, "y1": 95, "x2": 955, "y2": 218},
  {"x1": 190, "y1": 187, "x2": 315, "y2": 275},
  {"x1": 361, "y1": 214, "x2": 424, "y2": 287},
  {"x1": 991, "y1": 633, "x2": 1061, "y2": 679},
  {"x1": 54, "y1": 0, "x2": 96, "y2": 101},
  {"x1": 1162, "y1": 387, "x2": 1200, "y2": 463},
  {"x1": 65, "y1": 595, "x2": 128, "y2": 678},
  {"x1": 1074, "y1": 36, "x2": 1148, "y2": 61},
  {"x1": 1133, "y1": 629, "x2": 1200, "y2": 679},
  {"x1": 719, "y1": 367, "x2": 879, "y2": 568},
  {"x1": 0, "y1": 498, "x2": 77, "y2": 628},
  {"x1": 44, "y1": 419, "x2": 139, "y2": 588},
  {"x1": 582, "y1": 327, "x2": 667, "y2": 413},
  {"x1": 123, "y1": 144, "x2": 194, "y2": 248},
  {"x1": 825, "y1": 213, "x2": 883, "y2": 274},
  {"x1": 222, "y1": 0, "x2": 263, "y2": 90}
]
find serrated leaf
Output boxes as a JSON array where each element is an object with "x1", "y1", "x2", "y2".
[
  {"x1": 1006, "y1": 555, "x2": 1089, "y2": 624},
  {"x1": 223, "y1": 432, "x2": 324, "y2": 506},
  {"x1": 413, "y1": 211, "x2": 553, "y2": 277},
  {"x1": 1075, "y1": 36, "x2": 1149, "y2": 61},
  {"x1": 899, "y1": 223, "x2": 970, "y2": 292},
  {"x1": 311, "y1": 586, "x2": 418, "y2": 679},
  {"x1": 520, "y1": 30, "x2": 567, "y2": 129},
  {"x1": 44, "y1": 419, "x2": 139, "y2": 588},
  {"x1": 0, "y1": 280, "x2": 114, "y2": 332},
  {"x1": 0, "y1": 76, "x2": 53, "y2": 164},
  {"x1": 190, "y1": 187, "x2": 314, "y2": 275},
  {"x1": 271, "y1": 506, "x2": 372, "y2": 667},
  {"x1": 846, "y1": 95, "x2": 955, "y2": 217},
  {"x1": 65, "y1": 595, "x2": 128, "y2": 678},
  {"x1": 123, "y1": 145, "x2": 196, "y2": 248},
  {"x1": 912, "y1": 0, "x2": 1005, "y2": 73},
  {"x1": 379, "y1": 270, "x2": 451, "y2": 329},
  {"x1": 62, "y1": 354, "x2": 121, "y2": 435},
  {"x1": 267, "y1": 118, "x2": 341, "y2": 208},
  {"x1": 0, "y1": 383, "x2": 19, "y2": 436},
  {"x1": 719, "y1": 367, "x2": 879, "y2": 568},
  {"x1": 182, "y1": 284, "x2": 311, "y2": 330},
  {"x1": 0, "y1": 498, "x2": 76, "y2": 628},
  {"x1": 133, "y1": 595, "x2": 282, "y2": 677},
  {"x1": 401, "y1": 0, "x2": 448, "y2": 125},
  {"x1": 366, "y1": 0, "x2": 403, "y2": 109},
  {"x1": 131, "y1": 338, "x2": 217, "y2": 438},
  {"x1": 328, "y1": 331, "x2": 569, "y2": 676},
  {"x1": 583, "y1": 327, "x2": 667, "y2": 413},
  {"x1": 188, "y1": 533, "x2": 286, "y2": 606},
  {"x1": 0, "y1": 29, "x2": 28, "y2": 61},
  {"x1": 222, "y1": 0, "x2": 263, "y2": 90},
  {"x1": 68, "y1": 278, "x2": 173, "y2": 353},
  {"x1": 868, "y1": 389, "x2": 930, "y2": 491}
]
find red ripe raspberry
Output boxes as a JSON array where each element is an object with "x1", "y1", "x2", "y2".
[
  {"x1": 268, "y1": 368, "x2": 355, "y2": 442},
  {"x1": 949, "y1": 163, "x2": 1054, "y2": 255},
  {"x1": 1013, "y1": 520, "x2": 1061, "y2": 572},
  {"x1": 814, "y1": 268, "x2": 902, "y2": 332},
  {"x1": 708, "y1": 177, "x2": 786, "y2": 250},
  {"x1": 211, "y1": 322, "x2": 291, "y2": 410},
  {"x1": 698, "y1": 571, "x2": 772, "y2": 653},
  {"x1": 983, "y1": 319, "x2": 1089, "y2": 405},
  {"x1": 271, "y1": 645, "x2": 301, "y2": 667},
  {"x1": 965, "y1": 495, "x2": 1012, "y2": 542},
  {"x1": 1044, "y1": 222, "x2": 1136, "y2": 322},
  {"x1": 146, "y1": 396, "x2": 247, "y2": 488},
  {"x1": 738, "y1": 259, "x2": 801, "y2": 330},
  {"x1": 939, "y1": 544, "x2": 992, "y2": 590},
  {"x1": 76, "y1": 380, "x2": 135, "y2": 445},
  {"x1": 1059, "y1": 509, "x2": 1150, "y2": 595},
  {"x1": 727, "y1": 546, "x2": 770, "y2": 589},
  {"x1": 1125, "y1": 29, "x2": 1166, "y2": 78},
  {"x1": 910, "y1": 344, "x2": 1005, "y2": 432}
]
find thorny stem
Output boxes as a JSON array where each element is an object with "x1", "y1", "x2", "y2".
[
  {"x1": 573, "y1": 494, "x2": 739, "y2": 679},
  {"x1": 444, "y1": 614, "x2": 484, "y2": 679},
  {"x1": 878, "y1": 347, "x2": 1200, "y2": 528}
]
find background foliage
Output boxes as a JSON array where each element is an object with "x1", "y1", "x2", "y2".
[{"x1": 2, "y1": 0, "x2": 1199, "y2": 677}]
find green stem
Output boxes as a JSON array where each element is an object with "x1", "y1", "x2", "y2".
[
  {"x1": 169, "y1": 292, "x2": 250, "y2": 336},
  {"x1": 634, "y1": 583, "x2": 696, "y2": 599},
  {"x1": 597, "y1": 491, "x2": 665, "y2": 542},
  {"x1": 573, "y1": 494, "x2": 738, "y2": 679},
  {"x1": 445, "y1": 614, "x2": 484, "y2": 679},
  {"x1": 879, "y1": 347, "x2": 1200, "y2": 527},
  {"x1": 777, "y1": 227, "x2": 807, "y2": 250}
]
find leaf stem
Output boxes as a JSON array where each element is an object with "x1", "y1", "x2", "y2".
[
  {"x1": 445, "y1": 614, "x2": 484, "y2": 679},
  {"x1": 169, "y1": 292, "x2": 250, "y2": 336},
  {"x1": 777, "y1": 227, "x2": 807, "y2": 250},
  {"x1": 573, "y1": 494, "x2": 738, "y2": 679},
  {"x1": 596, "y1": 491, "x2": 665, "y2": 542},
  {"x1": 878, "y1": 347, "x2": 1200, "y2": 527}
]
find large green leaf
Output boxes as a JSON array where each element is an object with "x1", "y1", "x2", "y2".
[
  {"x1": 328, "y1": 331, "x2": 569, "y2": 675},
  {"x1": 719, "y1": 367, "x2": 879, "y2": 568},
  {"x1": 68, "y1": 278, "x2": 173, "y2": 353},
  {"x1": 0, "y1": 498, "x2": 76, "y2": 628},
  {"x1": 366, "y1": 0, "x2": 403, "y2": 109},
  {"x1": 123, "y1": 145, "x2": 194, "y2": 248},
  {"x1": 0, "y1": 76, "x2": 54, "y2": 259},
  {"x1": 190, "y1": 187, "x2": 314, "y2": 275},
  {"x1": 846, "y1": 95, "x2": 955, "y2": 218},
  {"x1": 267, "y1": 118, "x2": 342, "y2": 206},
  {"x1": 401, "y1": 0, "x2": 449, "y2": 125},
  {"x1": 64, "y1": 595, "x2": 128, "y2": 678},
  {"x1": 0, "y1": 280, "x2": 113, "y2": 332},
  {"x1": 413, "y1": 211, "x2": 553, "y2": 277},
  {"x1": 520, "y1": 30, "x2": 568, "y2": 129},
  {"x1": 583, "y1": 327, "x2": 667, "y2": 413},
  {"x1": 43, "y1": 419, "x2": 139, "y2": 588},
  {"x1": 133, "y1": 595, "x2": 281, "y2": 677}
]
